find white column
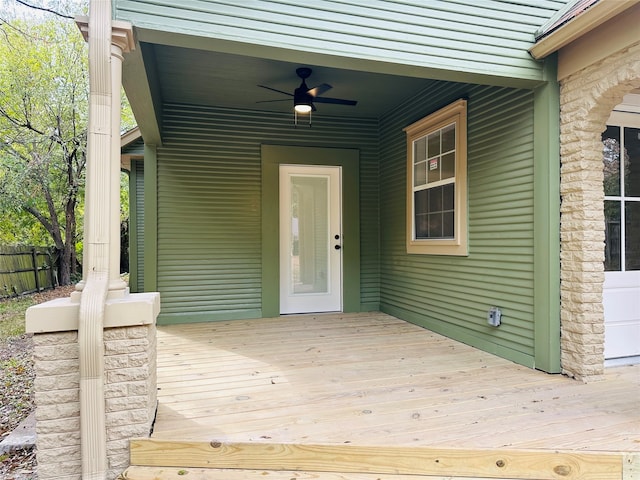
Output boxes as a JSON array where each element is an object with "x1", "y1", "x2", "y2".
[
  {"x1": 109, "y1": 26, "x2": 134, "y2": 295},
  {"x1": 75, "y1": 20, "x2": 134, "y2": 297}
]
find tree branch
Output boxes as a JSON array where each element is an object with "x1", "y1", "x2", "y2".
[
  {"x1": 42, "y1": 179, "x2": 64, "y2": 246},
  {"x1": 15, "y1": 0, "x2": 74, "y2": 20},
  {"x1": 0, "y1": 104, "x2": 46, "y2": 136},
  {"x1": 23, "y1": 204, "x2": 63, "y2": 249},
  {"x1": 0, "y1": 142, "x2": 32, "y2": 164},
  {"x1": 0, "y1": 14, "x2": 54, "y2": 43}
]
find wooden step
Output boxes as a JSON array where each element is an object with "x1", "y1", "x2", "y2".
[
  {"x1": 120, "y1": 465, "x2": 520, "y2": 480},
  {"x1": 128, "y1": 439, "x2": 631, "y2": 480}
]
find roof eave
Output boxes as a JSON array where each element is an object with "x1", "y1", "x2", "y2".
[
  {"x1": 121, "y1": 126, "x2": 141, "y2": 148},
  {"x1": 529, "y1": 0, "x2": 640, "y2": 59}
]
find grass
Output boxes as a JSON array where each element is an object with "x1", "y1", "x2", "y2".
[{"x1": 0, "y1": 297, "x2": 35, "y2": 341}]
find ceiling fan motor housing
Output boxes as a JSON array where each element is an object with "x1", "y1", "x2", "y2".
[
  {"x1": 296, "y1": 67, "x2": 312, "y2": 79},
  {"x1": 294, "y1": 68, "x2": 313, "y2": 110},
  {"x1": 294, "y1": 84, "x2": 313, "y2": 110}
]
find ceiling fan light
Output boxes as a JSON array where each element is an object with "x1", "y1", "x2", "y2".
[
  {"x1": 293, "y1": 85, "x2": 313, "y2": 114},
  {"x1": 294, "y1": 103, "x2": 312, "y2": 113}
]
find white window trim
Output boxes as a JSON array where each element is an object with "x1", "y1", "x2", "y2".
[
  {"x1": 603, "y1": 114, "x2": 640, "y2": 272},
  {"x1": 404, "y1": 99, "x2": 468, "y2": 255}
]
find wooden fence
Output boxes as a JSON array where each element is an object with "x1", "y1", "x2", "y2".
[{"x1": 0, "y1": 246, "x2": 56, "y2": 299}]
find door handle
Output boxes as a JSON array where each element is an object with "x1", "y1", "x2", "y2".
[{"x1": 334, "y1": 245, "x2": 341, "y2": 250}]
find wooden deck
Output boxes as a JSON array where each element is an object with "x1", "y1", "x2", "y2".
[{"x1": 128, "y1": 312, "x2": 640, "y2": 479}]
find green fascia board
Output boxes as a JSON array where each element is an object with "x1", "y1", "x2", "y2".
[
  {"x1": 532, "y1": 53, "x2": 561, "y2": 373},
  {"x1": 122, "y1": 42, "x2": 163, "y2": 146},
  {"x1": 261, "y1": 144, "x2": 360, "y2": 318}
]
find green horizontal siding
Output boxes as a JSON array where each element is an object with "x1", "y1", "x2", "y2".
[
  {"x1": 379, "y1": 81, "x2": 536, "y2": 365},
  {"x1": 156, "y1": 104, "x2": 379, "y2": 323},
  {"x1": 115, "y1": 0, "x2": 568, "y2": 84},
  {"x1": 122, "y1": 137, "x2": 145, "y2": 155}
]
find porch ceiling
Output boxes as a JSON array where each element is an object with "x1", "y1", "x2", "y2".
[{"x1": 139, "y1": 43, "x2": 435, "y2": 119}]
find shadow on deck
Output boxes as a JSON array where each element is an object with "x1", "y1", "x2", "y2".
[{"x1": 125, "y1": 312, "x2": 640, "y2": 480}]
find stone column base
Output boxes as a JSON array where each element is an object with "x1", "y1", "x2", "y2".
[{"x1": 27, "y1": 292, "x2": 160, "y2": 480}]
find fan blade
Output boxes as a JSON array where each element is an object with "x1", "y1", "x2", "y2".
[
  {"x1": 256, "y1": 99, "x2": 292, "y2": 104},
  {"x1": 257, "y1": 85, "x2": 293, "y2": 97},
  {"x1": 313, "y1": 96, "x2": 357, "y2": 106},
  {"x1": 307, "y1": 83, "x2": 332, "y2": 97}
]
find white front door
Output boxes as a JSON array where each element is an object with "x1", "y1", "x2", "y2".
[
  {"x1": 602, "y1": 120, "x2": 640, "y2": 362},
  {"x1": 279, "y1": 165, "x2": 342, "y2": 314}
]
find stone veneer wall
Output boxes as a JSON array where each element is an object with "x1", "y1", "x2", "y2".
[
  {"x1": 33, "y1": 324, "x2": 157, "y2": 480},
  {"x1": 559, "y1": 41, "x2": 640, "y2": 380}
]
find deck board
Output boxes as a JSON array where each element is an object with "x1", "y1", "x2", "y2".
[
  {"x1": 152, "y1": 312, "x2": 640, "y2": 452},
  {"x1": 129, "y1": 441, "x2": 626, "y2": 480}
]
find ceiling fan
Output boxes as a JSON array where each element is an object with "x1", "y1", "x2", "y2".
[{"x1": 258, "y1": 67, "x2": 358, "y2": 113}]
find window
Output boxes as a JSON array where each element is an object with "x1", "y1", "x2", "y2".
[
  {"x1": 405, "y1": 99, "x2": 468, "y2": 255},
  {"x1": 603, "y1": 124, "x2": 640, "y2": 271}
]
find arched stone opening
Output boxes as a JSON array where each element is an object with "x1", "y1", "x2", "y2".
[{"x1": 559, "y1": 42, "x2": 640, "y2": 381}]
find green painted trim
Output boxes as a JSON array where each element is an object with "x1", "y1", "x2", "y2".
[
  {"x1": 382, "y1": 304, "x2": 536, "y2": 368},
  {"x1": 122, "y1": 42, "x2": 163, "y2": 146},
  {"x1": 261, "y1": 154, "x2": 279, "y2": 318},
  {"x1": 261, "y1": 145, "x2": 360, "y2": 317},
  {"x1": 144, "y1": 144, "x2": 158, "y2": 293},
  {"x1": 128, "y1": 161, "x2": 139, "y2": 293},
  {"x1": 532, "y1": 53, "x2": 561, "y2": 373},
  {"x1": 157, "y1": 309, "x2": 263, "y2": 325}
]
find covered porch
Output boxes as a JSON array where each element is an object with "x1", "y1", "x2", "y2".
[{"x1": 127, "y1": 313, "x2": 639, "y2": 479}]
